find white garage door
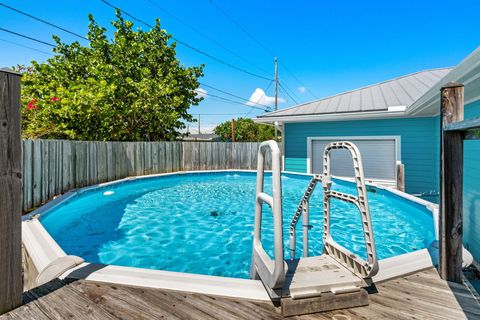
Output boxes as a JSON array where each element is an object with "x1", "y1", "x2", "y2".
[{"x1": 311, "y1": 138, "x2": 398, "y2": 182}]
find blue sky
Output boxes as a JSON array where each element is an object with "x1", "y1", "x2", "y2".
[{"x1": 1, "y1": 0, "x2": 479, "y2": 132}]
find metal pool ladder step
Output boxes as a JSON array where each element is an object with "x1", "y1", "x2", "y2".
[{"x1": 250, "y1": 140, "x2": 379, "y2": 316}]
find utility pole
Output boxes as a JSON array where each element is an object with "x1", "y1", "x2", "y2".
[
  {"x1": 274, "y1": 57, "x2": 278, "y2": 140},
  {"x1": 231, "y1": 118, "x2": 236, "y2": 142},
  {"x1": 198, "y1": 114, "x2": 201, "y2": 135}
]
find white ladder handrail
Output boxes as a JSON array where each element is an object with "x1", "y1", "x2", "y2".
[
  {"x1": 250, "y1": 140, "x2": 285, "y2": 295},
  {"x1": 322, "y1": 141, "x2": 379, "y2": 279},
  {"x1": 289, "y1": 174, "x2": 322, "y2": 259}
]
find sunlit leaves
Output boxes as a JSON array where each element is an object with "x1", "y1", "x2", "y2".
[{"x1": 214, "y1": 118, "x2": 278, "y2": 142}]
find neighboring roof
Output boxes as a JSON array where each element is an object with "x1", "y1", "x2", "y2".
[
  {"x1": 257, "y1": 68, "x2": 452, "y2": 121},
  {"x1": 409, "y1": 47, "x2": 480, "y2": 116},
  {"x1": 181, "y1": 133, "x2": 221, "y2": 141}
]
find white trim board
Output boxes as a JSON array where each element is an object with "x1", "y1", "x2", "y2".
[
  {"x1": 255, "y1": 109, "x2": 409, "y2": 123},
  {"x1": 306, "y1": 136, "x2": 402, "y2": 185}
]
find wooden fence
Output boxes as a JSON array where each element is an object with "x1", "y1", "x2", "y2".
[
  {"x1": 21, "y1": 140, "x2": 272, "y2": 212},
  {"x1": 181, "y1": 141, "x2": 271, "y2": 171}
]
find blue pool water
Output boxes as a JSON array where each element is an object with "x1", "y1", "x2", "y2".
[{"x1": 40, "y1": 171, "x2": 436, "y2": 279}]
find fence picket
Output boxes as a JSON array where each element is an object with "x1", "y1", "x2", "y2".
[
  {"x1": 22, "y1": 140, "x2": 32, "y2": 210},
  {"x1": 32, "y1": 140, "x2": 42, "y2": 206}
]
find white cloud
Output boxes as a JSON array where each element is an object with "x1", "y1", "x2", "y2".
[
  {"x1": 195, "y1": 87, "x2": 207, "y2": 99},
  {"x1": 246, "y1": 88, "x2": 286, "y2": 107},
  {"x1": 298, "y1": 86, "x2": 306, "y2": 93}
]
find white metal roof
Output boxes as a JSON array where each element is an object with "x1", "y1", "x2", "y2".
[
  {"x1": 408, "y1": 47, "x2": 480, "y2": 116},
  {"x1": 257, "y1": 68, "x2": 452, "y2": 120}
]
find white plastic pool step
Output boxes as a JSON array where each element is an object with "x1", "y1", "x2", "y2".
[{"x1": 285, "y1": 255, "x2": 364, "y2": 299}]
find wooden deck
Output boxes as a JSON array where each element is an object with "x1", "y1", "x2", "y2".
[{"x1": 1, "y1": 268, "x2": 479, "y2": 319}]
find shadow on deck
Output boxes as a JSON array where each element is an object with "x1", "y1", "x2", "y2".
[{"x1": 1, "y1": 267, "x2": 479, "y2": 319}]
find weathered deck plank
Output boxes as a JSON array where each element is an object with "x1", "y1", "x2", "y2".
[
  {"x1": 23, "y1": 279, "x2": 117, "y2": 320},
  {"x1": 1, "y1": 268, "x2": 479, "y2": 319}
]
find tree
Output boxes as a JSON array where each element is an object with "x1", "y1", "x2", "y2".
[
  {"x1": 18, "y1": 11, "x2": 204, "y2": 141},
  {"x1": 214, "y1": 118, "x2": 278, "y2": 142}
]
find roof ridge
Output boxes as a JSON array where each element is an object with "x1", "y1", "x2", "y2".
[{"x1": 259, "y1": 67, "x2": 453, "y2": 117}]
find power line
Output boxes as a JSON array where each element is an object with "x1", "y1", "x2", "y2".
[
  {"x1": 199, "y1": 82, "x2": 271, "y2": 109},
  {"x1": 205, "y1": 95, "x2": 260, "y2": 109},
  {"x1": 144, "y1": 0, "x2": 270, "y2": 77},
  {"x1": 204, "y1": 92, "x2": 270, "y2": 111},
  {"x1": 0, "y1": 37, "x2": 53, "y2": 55},
  {"x1": 279, "y1": 82, "x2": 299, "y2": 105},
  {"x1": 207, "y1": 0, "x2": 275, "y2": 58},
  {"x1": 0, "y1": 27, "x2": 55, "y2": 47},
  {"x1": 279, "y1": 78, "x2": 301, "y2": 101},
  {"x1": 279, "y1": 62, "x2": 318, "y2": 99},
  {"x1": 99, "y1": 0, "x2": 272, "y2": 81},
  {"x1": 0, "y1": 2, "x2": 88, "y2": 41},
  {"x1": 207, "y1": 0, "x2": 316, "y2": 101}
]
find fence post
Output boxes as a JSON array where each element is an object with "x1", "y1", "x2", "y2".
[
  {"x1": 396, "y1": 162, "x2": 405, "y2": 192},
  {"x1": 439, "y1": 82, "x2": 464, "y2": 283},
  {"x1": 0, "y1": 69, "x2": 22, "y2": 313}
]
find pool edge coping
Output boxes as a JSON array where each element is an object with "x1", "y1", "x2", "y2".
[{"x1": 22, "y1": 169, "x2": 439, "y2": 301}]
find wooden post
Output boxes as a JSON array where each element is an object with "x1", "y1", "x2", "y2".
[
  {"x1": 439, "y1": 82, "x2": 464, "y2": 283},
  {"x1": 231, "y1": 118, "x2": 235, "y2": 143},
  {"x1": 0, "y1": 69, "x2": 22, "y2": 313},
  {"x1": 396, "y1": 162, "x2": 405, "y2": 192}
]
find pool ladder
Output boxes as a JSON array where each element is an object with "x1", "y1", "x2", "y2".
[{"x1": 251, "y1": 140, "x2": 379, "y2": 307}]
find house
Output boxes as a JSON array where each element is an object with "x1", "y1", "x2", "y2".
[
  {"x1": 256, "y1": 47, "x2": 480, "y2": 262},
  {"x1": 257, "y1": 67, "x2": 453, "y2": 193}
]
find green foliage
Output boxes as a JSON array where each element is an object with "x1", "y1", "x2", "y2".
[
  {"x1": 18, "y1": 11, "x2": 203, "y2": 141},
  {"x1": 214, "y1": 118, "x2": 278, "y2": 142}
]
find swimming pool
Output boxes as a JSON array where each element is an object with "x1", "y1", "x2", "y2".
[{"x1": 39, "y1": 171, "x2": 436, "y2": 279}]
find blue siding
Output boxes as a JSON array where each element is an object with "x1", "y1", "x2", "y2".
[
  {"x1": 464, "y1": 100, "x2": 480, "y2": 262},
  {"x1": 284, "y1": 117, "x2": 438, "y2": 194}
]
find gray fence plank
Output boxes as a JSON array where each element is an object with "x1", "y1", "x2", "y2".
[
  {"x1": 32, "y1": 139, "x2": 42, "y2": 208},
  {"x1": 106, "y1": 142, "x2": 113, "y2": 181},
  {"x1": 181, "y1": 142, "x2": 188, "y2": 171},
  {"x1": 47, "y1": 141, "x2": 56, "y2": 199},
  {"x1": 22, "y1": 140, "x2": 32, "y2": 210},
  {"x1": 168, "y1": 142, "x2": 175, "y2": 172},
  {"x1": 55, "y1": 140, "x2": 62, "y2": 195},
  {"x1": 158, "y1": 142, "x2": 166, "y2": 172},
  {"x1": 135, "y1": 142, "x2": 143, "y2": 176},
  {"x1": 152, "y1": 142, "x2": 160, "y2": 173},
  {"x1": 144, "y1": 142, "x2": 152, "y2": 175},
  {"x1": 62, "y1": 140, "x2": 73, "y2": 192},
  {"x1": 193, "y1": 142, "x2": 199, "y2": 170},
  {"x1": 41, "y1": 140, "x2": 48, "y2": 201},
  {"x1": 98, "y1": 142, "x2": 107, "y2": 183},
  {"x1": 173, "y1": 142, "x2": 179, "y2": 172}
]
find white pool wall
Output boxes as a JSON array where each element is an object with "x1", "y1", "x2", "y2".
[{"x1": 22, "y1": 170, "x2": 439, "y2": 300}]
